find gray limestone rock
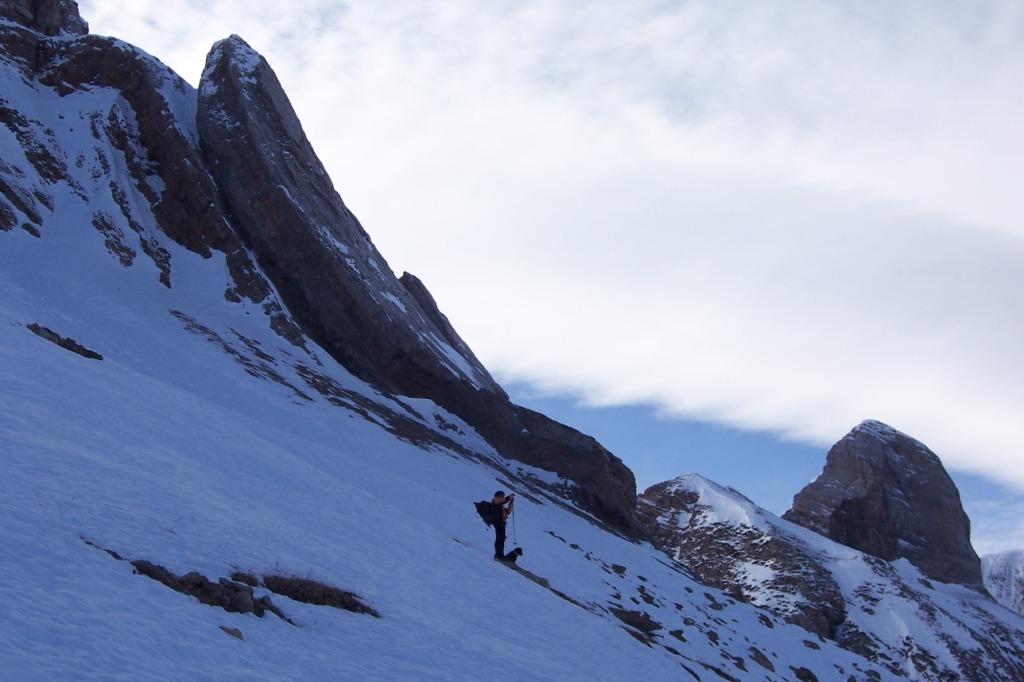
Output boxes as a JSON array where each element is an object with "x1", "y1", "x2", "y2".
[
  {"x1": 783, "y1": 420, "x2": 984, "y2": 591},
  {"x1": 0, "y1": 0, "x2": 88, "y2": 37},
  {"x1": 0, "y1": 13, "x2": 274, "y2": 303},
  {"x1": 196, "y1": 35, "x2": 499, "y2": 396},
  {"x1": 195, "y1": 35, "x2": 638, "y2": 533}
]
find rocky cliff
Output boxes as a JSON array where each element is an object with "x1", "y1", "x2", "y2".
[
  {"x1": 0, "y1": 0, "x2": 637, "y2": 532},
  {"x1": 1, "y1": 0, "x2": 87, "y2": 36},
  {"x1": 783, "y1": 420, "x2": 984, "y2": 591},
  {"x1": 196, "y1": 34, "x2": 499, "y2": 398}
]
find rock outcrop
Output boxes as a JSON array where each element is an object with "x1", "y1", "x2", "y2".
[
  {"x1": 197, "y1": 35, "x2": 499, "y2": 397},
  {"x1": 27, "y1": 322, "x2": 102, "y2": 360},
  {"x1": 783, "y1": 420, "x2": 984, "y2": 591},
  {"x1": 639, "y1": 475, "x2": 847, "y2": 639},
  {"x1": 195, "y1": 35, "x2": 638, "y2": 533},
  {"x1": 0, "y1": 1, "x2": 274, "y2": 301},
  {"x1": 0, "y1": 0, "x2": 88, "y2": 37}
]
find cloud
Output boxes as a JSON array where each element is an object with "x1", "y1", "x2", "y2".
[
  {"x1": 78, "y1": 1, "x2": 1024, "y2": 491},
  {"x1": 965, "y1": 494, "x2": 1024, "y2": 557}
]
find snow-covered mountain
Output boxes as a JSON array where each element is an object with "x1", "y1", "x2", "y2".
[
  {"x1": 983, "y1": 551, "x2": 1024, "y2": 617},
  {"x1": 3, "y1": 2, "x2": 1024, "y2": 680},
  {"x1": 639, "y1": 473, "x2": 1024, "y2": 680},
  {"x1": 0, "y1": 0, "x2": 638, "y2": 536}
]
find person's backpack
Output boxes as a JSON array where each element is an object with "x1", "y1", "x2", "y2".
[{"x1": 474, "y1": 501, "x2": 502, "y2": 527}]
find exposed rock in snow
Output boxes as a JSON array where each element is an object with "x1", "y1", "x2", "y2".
[
  {"x1": 639, "y1": 475, "x2": 846, "y2": 640},
  {"x1": 783, "y1": 419, "x2": 984, "y2": 592},
  {"x1": 0, "y1": 5, "x2": 276, "y2": 303},
  {"x1": 1, "y1": 0, "x2": 88, "y2": 37},
  {"x1": 27, "y1": 322, "x2": 102, "y2": 360}
]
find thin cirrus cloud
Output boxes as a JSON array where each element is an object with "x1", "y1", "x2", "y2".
[{"x1": 78, "y1": 1, "x2": 1024, "y2": 489}]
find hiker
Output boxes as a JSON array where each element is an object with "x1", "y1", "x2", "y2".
[{"x1": 491, "y1": 490, "x2": 515, "y2": 560}]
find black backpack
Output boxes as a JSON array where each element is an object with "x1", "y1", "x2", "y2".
[{"x1": 474, "y1": 501, "x2": 502, "y2": 527}]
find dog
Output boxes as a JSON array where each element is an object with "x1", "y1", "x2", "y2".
[{"x1": 502, "y1": 547, "x2": 524, "y2": 565}]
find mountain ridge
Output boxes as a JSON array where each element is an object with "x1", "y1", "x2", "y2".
[
  {"x1": 1, "y1": 0, "x2": 639, "y2": 534},
  {"x1": 639, "y1": 474, "x2": 1024, "y2": 680},
  {"x1": 3, "y1": 2, "x2": 1024, "y2": 679}
]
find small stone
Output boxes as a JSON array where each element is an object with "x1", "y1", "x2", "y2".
[{"x1": 218, "y1": 626, "x2": 243, "y2": 641}]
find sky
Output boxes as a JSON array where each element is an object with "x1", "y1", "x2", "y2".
[{"x1": 74, "y1": 0, "x2": 1024, "y2": 552}]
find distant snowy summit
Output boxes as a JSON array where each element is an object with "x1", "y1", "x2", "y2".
[{"x1": 984, "y1": 550, "x2": 1024, "y2": 616}]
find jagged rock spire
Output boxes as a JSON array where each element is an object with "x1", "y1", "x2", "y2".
[
  {"x1": 783, "y1": 420, "x2": 984, "y2": 591},
  {"x1": 194, "y1": 35, "x2": 639, "y2": 532},
  {"x1": 195, "y1": 34, "x2": 500, "y2": 395}
]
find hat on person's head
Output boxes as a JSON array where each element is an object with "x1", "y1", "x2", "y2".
[{"x1": 494, "y1": 490, "x2": 505, "y2": 499}]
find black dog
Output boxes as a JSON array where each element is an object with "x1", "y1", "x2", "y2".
[{"x1": 503, "y1": 547, "x2": 523, "y2": 564}]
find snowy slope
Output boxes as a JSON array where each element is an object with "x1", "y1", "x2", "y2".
[
  {"x1": 0, "y1": 40, "x2": 889, "y2": 672},
  {"x1": 1, "y1": 229, "x2": 897, "y2": 680},
  {"x1": 983, "y1": 550, "x2": 1024, "y2": 617},
  {"x1": 2, "y1": 7, "x2": 1021, "y2": 680}
]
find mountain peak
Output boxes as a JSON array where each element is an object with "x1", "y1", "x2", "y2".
[
  {"x1": 194, "y1": 33, "x2": 512, "y2": 399},
  {"x1": 203, "y1": 34, "x2": 264, "y2": 90},
  {"x1": 783, "y1": 420, "x2": 984, "y2": 591},
  {"x1": 0, "y1": 0, "x2": 88, "y2": 36},
  {"x1": 639, "y1": 474, "x2": 760, "y2": 530},
  {"x1": 193, "y1": 33, "x2": 639, "y2": 532}
]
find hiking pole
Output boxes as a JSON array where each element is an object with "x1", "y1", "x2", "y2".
[{"x1": 511, "y1": 502, "x2": 517, "y2": 544}]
